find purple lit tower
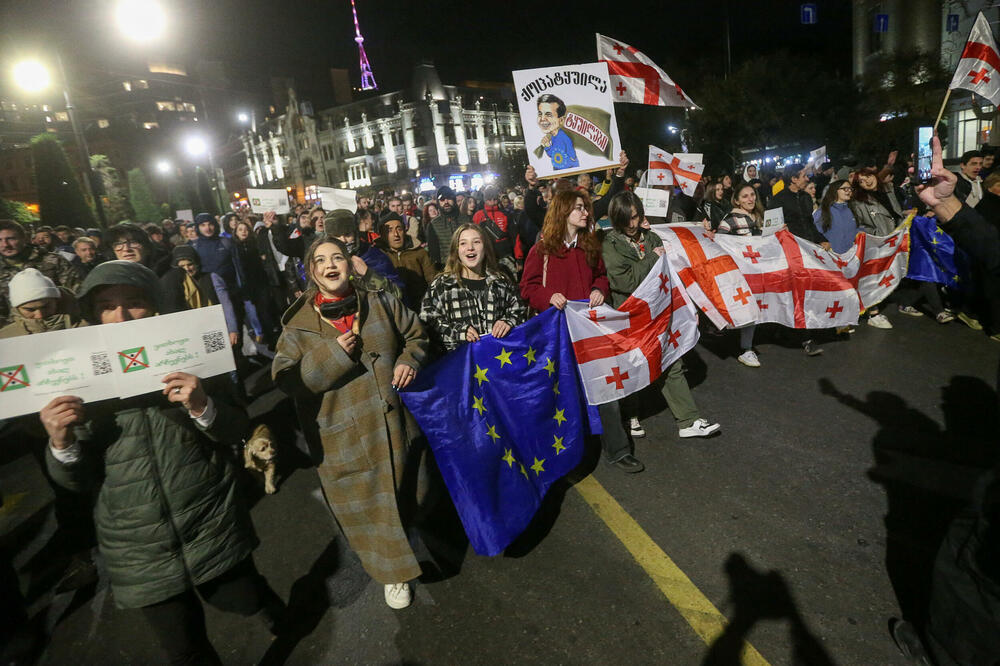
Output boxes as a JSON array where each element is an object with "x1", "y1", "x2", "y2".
[{"x1": 350, "y1": 0, "x2": 377, "y2": 91}]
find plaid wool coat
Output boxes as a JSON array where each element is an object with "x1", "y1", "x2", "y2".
[
  {"x1": 272, "y1": 287, "x2": 430, "y2": 584},
  {"x1": 419, "y1": 271, "x2": 528, "y2": 351}
]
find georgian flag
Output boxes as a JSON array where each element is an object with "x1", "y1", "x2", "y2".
[
  {"x1": 653, "y1": 224, "x2": 758, "y2": 329},
  {"x1": 713, "y1": 230, "x2": 863, "y2": 328},
  {"x1": 596, "y1": 33, "x2": 698, "y2": 108},
  {"x1": 949, "y1": 12, "x2": 1000, "y2": 107},
  {"x1": 648, "y1": 145, "x2": 705, "y2": 196},
  {"x1": 832, "y1": 222, "x2": 910, "y2": 311},
  {"x1": 565, "y1": 256, "x2": 699, "y2": 405}
]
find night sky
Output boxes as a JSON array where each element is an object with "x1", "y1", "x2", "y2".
[{"x1": 2, "y1": 0, "x2": 853, "y2": 108}]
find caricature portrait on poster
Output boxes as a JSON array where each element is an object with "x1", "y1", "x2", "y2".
[{"x1": 512, "y1": 62, "x2": 623, "y2": 179}]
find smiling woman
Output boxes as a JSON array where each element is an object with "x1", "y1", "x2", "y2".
[{"x1": 272, "y1": 236, "x2": 432, "y2": 610}]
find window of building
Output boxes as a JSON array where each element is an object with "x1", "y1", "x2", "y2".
[
  {"x1": 156, "y1": 101, "x2": 176, "y2": 111},
  {"x1": 142, "y1": 121, "x2": 159, "y2": 130},
  {"x1": 136, "y1": 79, "x2": 149, "y2": 89},
  {"x1": 122, "y1": 81, "x2": 132, "y2": 92},
  {"x1": 327, "y1": 168, "x2": 336, "y2": 183},
  {"x1": 183, "y1": 102, "x2": 197, "y2": 113},
  {"x1": 54, "y1": 111, "x2": 68, "y2": 122},
  {"x1": 954, "y1": 107, "x2": 994, "y2": 155},
  {"x1": 97, "y1": 119, "x2": 110, "y2": 129}
]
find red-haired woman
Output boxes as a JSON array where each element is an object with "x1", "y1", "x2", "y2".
[{"x1": 520, "y1": 190, "x2": 643, "y2": 473}]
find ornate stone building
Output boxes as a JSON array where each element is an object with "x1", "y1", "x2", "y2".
[{"x1": 237, "y1": 62, "x2": 525, "y2": 201}]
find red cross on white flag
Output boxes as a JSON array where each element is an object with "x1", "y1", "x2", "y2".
[
  {"x1": 647, "y1": 145, "x2": 706, "y2": 196},
  {"x1": 949, "y1": 12, "x2": 1000, "y2": 108},
  {"x1": 597, "y1": 33, "x2": 699, "y2": 108},
  {"x1": 565, "y1": 256, "x2": 699, "y2": 405}
]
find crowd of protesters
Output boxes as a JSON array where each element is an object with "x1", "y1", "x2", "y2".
[{"x1": 1, "y1": 133, "x2": 999, "y2": 664}]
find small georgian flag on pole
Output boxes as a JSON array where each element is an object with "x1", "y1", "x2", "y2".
[
  {"x1": 948, "y1": 12, "x2": 1000, "y2": 107},
  {"x1": 596, "y1": 33, "x2": 699, "y2": 109},
  {"x1": 648, "y1": 145, "x2": 705, "y2": 196}
]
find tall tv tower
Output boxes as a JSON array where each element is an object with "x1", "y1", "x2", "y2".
[{"x1": 350, "y1": 0, "x2": 377, "y2": 91}]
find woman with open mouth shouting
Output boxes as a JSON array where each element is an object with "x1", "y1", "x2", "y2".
[
  {"x1": 272, "y1": 237, "x2": 431, "y2": 611},
  {"x1": 419, "y1": 223, "x2": 527, "y2": 352}
]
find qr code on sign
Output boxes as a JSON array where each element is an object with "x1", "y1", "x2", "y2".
[
  {"x1": 90, "y1": 352, "x2": 112, "y2": 376},
  {"x1": 202, "y1": 330, "x2": 226, "y2": 353}
]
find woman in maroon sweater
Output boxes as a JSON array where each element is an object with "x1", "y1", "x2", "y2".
[
  {"x1": 519, "y1": 190, "x2": 643, "y2": 473},
  {"x1": 520, "y1": 190, "x2": 608, "y2": 311}
]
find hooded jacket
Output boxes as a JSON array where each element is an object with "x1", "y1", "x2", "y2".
[
  {"x1": 191, "y1": 215, "x2": 237, "y2": 287},
  {"x1": 159, "y1": 247, "x2": 239, "y2": 334},
  {"x1": 47, "y1": 260, "x2": 254, "y2": 608}
]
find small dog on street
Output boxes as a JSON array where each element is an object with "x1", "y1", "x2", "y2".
[{"x1": 244, "y1": 424, "x2": 278, "y2": 494}]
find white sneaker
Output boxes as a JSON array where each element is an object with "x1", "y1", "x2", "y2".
[
  {"x1": 628, "y1": 416, "x2": 645, "y2": 438},
  {"x1": 737, "y1": 350, "x2": 760, "y2": 367},
  {"x1": 867, "y1": 313, "x2": 893, "y2": 329},
  {"x1": 679, "y1": 418, "x2": 721, "y2": 438},
  {"x1": 384, "y1": 582, "x2": 412, "y2": 609}
]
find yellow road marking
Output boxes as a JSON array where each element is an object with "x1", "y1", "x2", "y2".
[{"x1": 574, "y1": 475, "x2": 770, "y2": 666}]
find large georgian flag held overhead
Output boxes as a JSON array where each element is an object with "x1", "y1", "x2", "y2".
[
  {"x1": 596, "y1": 33, "x2": 699, "y2": 108},
  {"x1": 565, "y1": 256, "x2": 699, "y2": 405},
  {"x1": 949, "y1": 12, "x2": 1000, "y2": 107}
]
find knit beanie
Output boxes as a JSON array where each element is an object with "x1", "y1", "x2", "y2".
[
  {"x1": 324, "y1": 209, "x2": 356, "y2": 237},
  {"x1": 8, "y1": 268, "x2": 59, "y2": 307},
  {"x1": 436, "y1": 186, "x2": 456, "y2": 201}
]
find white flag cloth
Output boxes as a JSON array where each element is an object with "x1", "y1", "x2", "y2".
[
  {"x1": 648, "y1": 145, "x2": 705, "y2": 196},
  {"x1": 596, "y1": 33, "x2": 698, "y2": 108},
  {"x1": 653, "y1": 224, "x2": 758, "y2": 329},
  {"x1": 831, "y1": 224, "x2": 910, "y2": 311},
  {"x1": 949, "y1": 12, "x2": 1000, "y2": 107},
  {"x1": 565, "y1": 255, "x2": 698, "y2": 405}
]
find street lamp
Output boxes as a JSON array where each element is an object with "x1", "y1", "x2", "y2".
[
  {"x1": 116, "y1": 0, "x2": 167, "y2": 42},
  {"x1": 12, "y1": 60, "x2": 50, "y2": 93},
  {"x1": 11, "y1": 57, "x2": 107, "y2": 226},
  {"x1": 155, "y1": 159, "x2": 171, "y2": 174},
  {"x1": 184, "y1": 136, "x2": 207, "y2": 157},
  {"x1": 237, "y1": 112, "x2": 249, "y2": 123}
]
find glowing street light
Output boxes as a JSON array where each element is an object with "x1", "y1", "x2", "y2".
[
  {"x1": 237, "y1": 112, "x2": 249, "y2": 123},
  {"x1": 155, "y1": 159, "x2": 171, "y2": 174},
  {"x1": 12, "y1": 60, "x2": 51, "y2": 93},
  {"x1": 116, "y1": 0, "x2": 167, "y2": 42},
  {"x1": 184, "y1": 136, "x2": 207, "y2": 157}
]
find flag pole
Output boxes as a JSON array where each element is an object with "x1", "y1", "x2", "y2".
[{"x1": 933, "y1": 89, "x2": 953, "y2": 132}]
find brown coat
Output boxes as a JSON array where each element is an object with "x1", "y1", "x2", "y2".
[
  {"x1": 272, "y1": 287, "x2": 429, "y2": 584},
  {"x1": 382, "y1": 242, "x2": 437, "y2": 308}
]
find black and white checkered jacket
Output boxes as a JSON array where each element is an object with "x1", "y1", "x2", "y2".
[{"x1": 419, "y1": 271, "x2": 528, "y2": 351}]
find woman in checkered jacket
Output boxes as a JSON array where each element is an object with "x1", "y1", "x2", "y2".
[{"x1": 419, "y1": 224, "x2": 527, "y2": 352}]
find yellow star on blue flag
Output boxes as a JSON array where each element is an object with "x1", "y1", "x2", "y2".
[{"x1": 400, "y1": 307, "x2": 595, "y2": 556}]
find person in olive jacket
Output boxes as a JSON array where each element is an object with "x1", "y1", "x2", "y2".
[{"x1": 38, "y1": 260, "x2": 283, "y2": 665}]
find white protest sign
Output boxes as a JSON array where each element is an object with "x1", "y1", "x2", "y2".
[
  {"x1": 808, "y1": 146, "x2": 827, "y2": 169},
  {"x1": 762, "y1": 208, "x2": 785, "y2": 235},
  {"x1": 247, "y1": 189, "x2": 291, "y2": 214},
  {"x1": 316, "y1": 187, "x2": 358, "y2": 213},
  {"x1": 0, "y1": 327, "x2": 118, "y2": 419},
  {"x1": 512, "y1": 63, "x2": 623, "y2": 179},
  {"x1": 100, "y1": 306, "x2": 236, "y2": 399},
  {"x1": 176, "y1": 209, "x2": 194, "y2": 222},
  {"x1": 635, "y1": 187, "x2": 671, "y2": 218}
]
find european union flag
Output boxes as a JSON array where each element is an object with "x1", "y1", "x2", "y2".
[
  {"x1": 908, "y1": 216, "x2": 969, "y2": 289},
  {"x1": 401, "y1": 307, "x2": 593, "y2": 556}
]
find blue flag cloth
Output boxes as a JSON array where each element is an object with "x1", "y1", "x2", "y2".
[
  {"x1": 401, "y1": 307, "x2": 592, "y2": 556},
  {"x1": 908, "y1": 216, "x2": 969, "y2": 289}
]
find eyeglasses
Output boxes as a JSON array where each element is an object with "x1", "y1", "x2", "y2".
[
  {"x1": 838, "y1": 186, "x2": 853, "y2": 192},
  {"x1": 112, "y1": 240, "x2": 142, "y2": 250}
]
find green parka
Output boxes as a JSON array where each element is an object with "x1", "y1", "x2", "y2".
[
  {"x1": 44, "y1": 260, "x2": 255, "y2": 609},
  {"x1": 601, "y1": 228, "x2": 664, "y2": 308}
]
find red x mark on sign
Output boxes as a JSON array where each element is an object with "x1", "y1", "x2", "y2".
[
  {"x1": 0, "y1": 365, "x2": 28, "y2": 391},
  {"x1": 118, "y1": 347, "x2": 149, "y2": 372}
]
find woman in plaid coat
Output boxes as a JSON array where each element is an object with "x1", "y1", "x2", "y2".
[
  {"x1": 419, "y1": 224, "x2": 527, "y2": 352},
  {"x1": 272, "y1": 237, "x2": 429, "y2": 610}
]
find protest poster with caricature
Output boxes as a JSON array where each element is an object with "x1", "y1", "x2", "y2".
[{"x1": 512, "y1": 63, "x2": 623, "y2": 179}]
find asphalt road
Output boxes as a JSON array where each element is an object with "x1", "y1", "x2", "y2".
[{"x1": 2, "y1": 307, "x2": 997, "y2": 665}]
